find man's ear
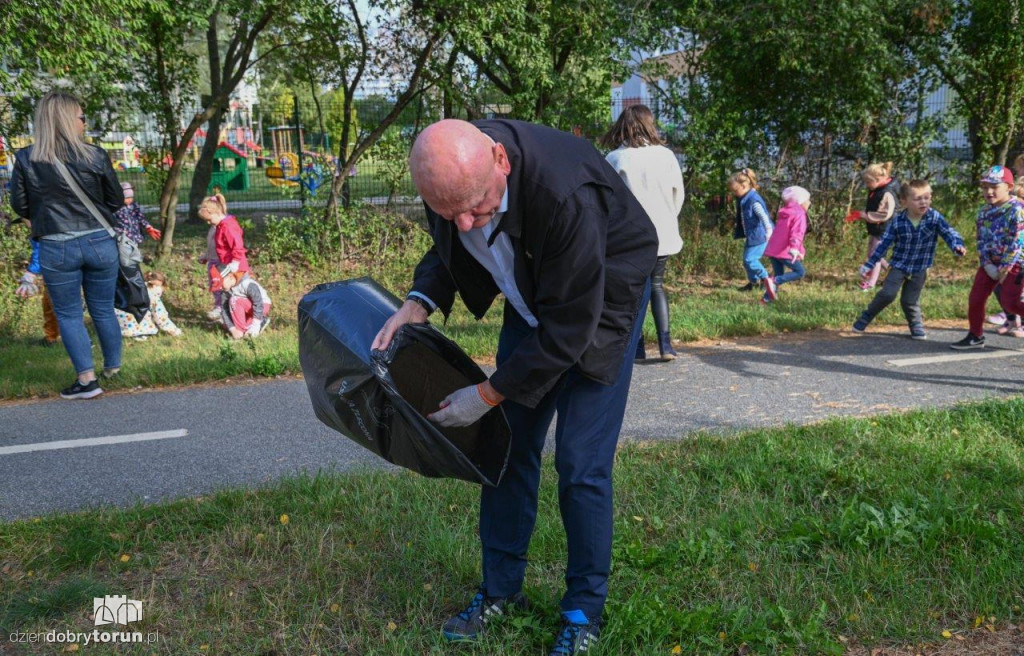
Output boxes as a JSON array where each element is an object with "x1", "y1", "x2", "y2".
[{"x1": 494, "y1": 143, "x2": 511, "y2": 176}]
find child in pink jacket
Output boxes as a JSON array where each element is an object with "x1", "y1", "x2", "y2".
[{"x1": 761, "y1": 185, "x2": 809, "y2": 303}]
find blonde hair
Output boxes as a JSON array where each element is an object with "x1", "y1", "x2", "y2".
[
  {"x1": 30, "y1": 91, "x2": 92, "y2": 163},
  {"x1": 899, "y1": 179, "x2": 932, "y2": 200},
  {"x1": 198, "y1": 193, "x2": 228, "y2": 216},
  {"x1": 861, "y1": 161, "x2": 893, "y2": 182},
  {"x1": 599, "y1": 105, "x2": 665, "y2": 149},
  {"x1": 728, "y1": 167, "x2": 759, "y2": 190}
]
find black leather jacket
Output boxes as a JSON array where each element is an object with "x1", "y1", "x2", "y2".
[{"x1": 10, "y1": 144, "x2": 124, "y2": 239}]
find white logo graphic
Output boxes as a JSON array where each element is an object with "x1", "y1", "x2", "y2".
[{"x1": 93, "y1": 596, "x2": 143, "y2": 626}]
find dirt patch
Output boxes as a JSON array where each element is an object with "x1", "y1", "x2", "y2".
[{"x1": 843, "y1": 622, "x2": 1024, "y2": 656}]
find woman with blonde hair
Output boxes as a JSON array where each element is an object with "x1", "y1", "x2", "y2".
[
  {"x1": 601, "y1": 105, "x2": 685, "y2": 359},
  {"x1": 10, "y1": 91, "x2": 125, "y2": 399}
]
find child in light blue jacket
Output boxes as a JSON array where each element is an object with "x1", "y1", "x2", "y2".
[{"x1": 729, "y1": 168, "x2": 774, "y2": 295}]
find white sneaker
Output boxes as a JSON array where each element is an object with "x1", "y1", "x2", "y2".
[
  {"x1": 206, "y1": 308, "x2": 222, "y2": 320},
  {"x1": 987, "y1": 312, "x2": 1007, "y2": 325}
]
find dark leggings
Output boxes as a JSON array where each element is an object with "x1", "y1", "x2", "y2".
[
  {"x1": 650, "y1": 256, "x2": 671, "y2": 334},
  {"x1": 995, "y1": 284, "x2": 1019, "y2": 322}
]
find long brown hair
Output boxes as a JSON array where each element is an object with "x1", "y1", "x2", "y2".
[
  {"x1": 30, "y1": 91, "x2": 92, "y2": 163},
  {"x1": 599, "y1": 104, "x2": 665, "y2": 149}
]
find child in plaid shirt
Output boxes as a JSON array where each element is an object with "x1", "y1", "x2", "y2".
[{"x1": 852, "y1": 179, "x2": 966, "y2": 340}]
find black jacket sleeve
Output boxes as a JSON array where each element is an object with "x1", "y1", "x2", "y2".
[
  {"x1": 488, "y1": 184, "x2": 608, "y2": 403},
  {"x1": 410, "y1": 208, "x2": 458, "y2": 314},
  {"x1": 96, "y1": 148, "x2": 125, "y2": 215},
  {"x1": 10, "y1": 156, "x2": 29, "y2": 220}
]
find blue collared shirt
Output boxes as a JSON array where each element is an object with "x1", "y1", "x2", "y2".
[{"x1": 864, "y1": 208, "x2": 964, "y2": 274}]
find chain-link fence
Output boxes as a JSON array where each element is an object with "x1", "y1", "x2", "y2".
[{"x1": 1, "y1": 87, "x2": 970, "y2": 224}]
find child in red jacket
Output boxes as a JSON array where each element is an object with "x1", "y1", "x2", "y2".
[{"x1": 198, "y1": 193, "x2": 249, "y2": 319}]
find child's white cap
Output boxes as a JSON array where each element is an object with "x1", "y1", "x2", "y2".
[{"x1": 782, "y1": 185, "x2": 810, "y2": 205}]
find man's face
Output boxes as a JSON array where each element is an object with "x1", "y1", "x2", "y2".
[{"x1": 433, "y1": 143, "x2": 510, "y2": 232}]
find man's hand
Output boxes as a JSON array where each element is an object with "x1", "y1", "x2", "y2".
[
  {"x1": 428, "y1": 383, "x2": 501, "y2": 427},
  {"x1": 15, "y1": 272, "x2": 38, "y2": 298},
  {"x1": 984, "y1": 263, "x2": 1000, "y2": 280},
  {"x1": 146, "y1": 226, "x2": 162, "y2": 241},
  {"x1": 953, "y1": 245, "x2": 966, "y2": 256},
  {"x1": 371, "y1": 299, "x2": 429, "y2": 351}
]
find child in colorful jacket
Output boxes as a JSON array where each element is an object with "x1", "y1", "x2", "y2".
[
  {"x1": 853, "y1": 179, "x2": 965, "y2": 340},
  {"x1": 951, "y1": 165, "x2": 1024, "y2": 349},
  {"x1": 113, "y1": 182, "x2": 161, "y2": 245},
  {"x1": 762, "y1": 185, "x2": 809, "y2": 303},
  {"x1": 728, "y1": 167, "x2": 774, "y2": 296}
]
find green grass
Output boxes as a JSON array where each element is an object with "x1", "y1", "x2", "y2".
[
  {"x1": 0, "y1": 208, "x2": 991, "y2": 401},
  {"x1": 1, "y1": 399, "x2": 1022, "y2": 654}
]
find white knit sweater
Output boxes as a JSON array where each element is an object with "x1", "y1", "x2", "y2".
[{"x1": 605, "y1": 144, "x2": 685, "y2": 256}]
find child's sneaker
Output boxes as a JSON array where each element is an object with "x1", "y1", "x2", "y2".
[
  {"x1": 910, "y1": 328, "x2": 927, "y2": 340},
  {"x1": 852, "y1": 319, "x2": 868, "y2": 334},
  {"x1": 1010, "y1": 326, "x2": 1024, "y2": 338},
  {"x1": 206, "y1": 307, "x2": 223, "y2": 320},
  {"x1": 987, "y1": 311, "x2": 1007, "y2": 325},
  {"x1": 762, "y1": 276, "x2": 778, "y2": 301},
  {"x1": 949, "y1": 333, "x2": 985, "y2": 350},
  {"x1": 995, "y1": 319, "x2": 1019, "y2": 335}
]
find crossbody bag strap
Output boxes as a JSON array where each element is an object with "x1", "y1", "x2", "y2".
[{"x1": 53, "y1": 158, "x2": 117, "y2": 239}]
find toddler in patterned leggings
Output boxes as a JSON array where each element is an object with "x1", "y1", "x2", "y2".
[{"x1": 115, "y1": 271, "x2": 183, "y2": 340}]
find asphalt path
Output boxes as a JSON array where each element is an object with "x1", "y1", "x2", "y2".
[{"x1": 2, "y1": 326, "x2": 1022, "y2": 521}]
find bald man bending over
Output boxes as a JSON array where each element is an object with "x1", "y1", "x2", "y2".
[{"x1": 372, "y1": 119, "x2": 657, "y2": 654}]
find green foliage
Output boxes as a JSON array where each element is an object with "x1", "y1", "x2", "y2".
[{"x1": 367, "y1": 128, "x2": 412, "y2": 204}]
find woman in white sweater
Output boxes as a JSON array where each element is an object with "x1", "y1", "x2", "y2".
[{"x1": 600, "y1": 105, "x2": 685, "y2": 360}]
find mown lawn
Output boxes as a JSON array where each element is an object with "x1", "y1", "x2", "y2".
[{"x1": 1, "y1": 399, "x2": 1022, "y2": 654}]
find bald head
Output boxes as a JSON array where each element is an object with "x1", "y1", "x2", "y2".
[{"x1": 410, "y1": 120, "x2": 509, "y2": 226}]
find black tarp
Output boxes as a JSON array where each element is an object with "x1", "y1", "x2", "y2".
[{"x1": 298, "y1": 277, "x2": 511, "y2": 486}]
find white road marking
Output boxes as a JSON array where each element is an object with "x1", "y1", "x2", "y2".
[
  {"x1": 0, "y1": 429, "x2": 189, "y2": 456},
  {"x1": 887, "y1": 349, "x2": 1024, "y2": 367}
]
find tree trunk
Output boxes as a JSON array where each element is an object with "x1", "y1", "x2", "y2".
[{"x1": 188, "y1": 105, "x2": 226, "y2": 222}]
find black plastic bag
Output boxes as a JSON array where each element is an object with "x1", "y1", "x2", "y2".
[
  {"x1": 115, "y1": 263, "x2": 150, "y2": 322},
  {"x1": 298, "y1": 277, "x2": 511, "y2": 486}
]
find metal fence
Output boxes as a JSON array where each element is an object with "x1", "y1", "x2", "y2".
[{"x1": 1, "y1": 87, "x2": 971, "y2": 222}]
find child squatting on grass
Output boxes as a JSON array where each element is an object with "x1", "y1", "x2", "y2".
[
  {"x1": 761, "y1": 185, "x2": 809, "y2": 304},
  {"x1": 219, "y1": 271, "x2": 272, "y2": 340},
  {"x1": 729, "y1": 168, "x2": 775, "y2": 297},
  {"x1": 950, "y1": 165, "x2": 1024, "y2": 350},
  {"x1": 114, "y1": 271, "x2": 183, "y2": 340},
  {"x1": 852, "y1": 179, "x2": 966, "y2": 340}
]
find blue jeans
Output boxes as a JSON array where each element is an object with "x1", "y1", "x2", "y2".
[
  {"x1": 38, "y1": 233, "x2": 122, "y2": 375},
  {"x1": 769, "y1": 256, "x2": 806, "y2": 286},
  {"x1": 742, "y1": 243, "x2": 768, "y2": 282},
  {"x1": 480, "y1": 281, "x2": 650, "y2": 620}
]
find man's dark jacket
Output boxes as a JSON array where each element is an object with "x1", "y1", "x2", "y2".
[
  {"x1": 411, "y1": 119, "x2": 658, "y2": 408},
  {"x1": 10, "y1": 144, "x2": 124, "y2": 238}
]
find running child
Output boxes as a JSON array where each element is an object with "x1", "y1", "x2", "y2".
[
  {"x1": 853, "y1": 162, "x2": 900, "y2": 291},
  {"x1": 728, "y1": 168, "x2": 774, "y2": 297},
  {"x1": 762, "y1": 185, "x2": 809, "y2": 303},
  {"x1": 950, "y1": 165, "x2": 1024, "y2": 349},
  {"x1": 852, "y1": 179, "x2": 965, "y2": 340}
]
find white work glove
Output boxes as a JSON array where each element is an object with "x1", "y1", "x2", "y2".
[
  {"x1": 16, "y1": 272, "x2": 38, "y2": 298},
  {"x1": 788, "y1": 248, "x2": 803, "y2": 262},
  {"x1": 859, "y1": 264, "x2": 872, "y2": 277},
  {"x1": 983, "y1": 263, "x2": 999, "y2": 280},
  {"x1": 428, "y1": 384, "x2": 494, "y2": 428}
]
